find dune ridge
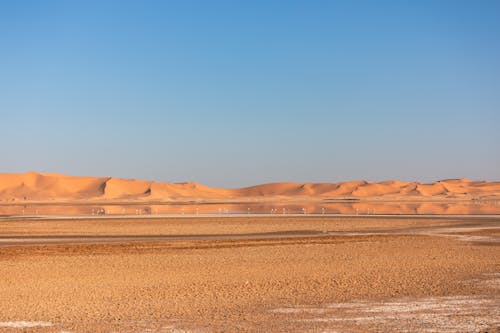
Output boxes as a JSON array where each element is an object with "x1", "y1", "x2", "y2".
[{"x1": 0, "y1": 172, "x2": 499, "y2": 203}]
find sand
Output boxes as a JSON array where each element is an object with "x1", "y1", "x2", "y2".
[
  {"x1": 1, "y1": 172, "x2": 499, "y2": 202},
  {"x1": 0, "y1": 216, "x2": 498, "y2": 332}
]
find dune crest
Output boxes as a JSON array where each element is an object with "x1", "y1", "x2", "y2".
[{"x1": 0, "y1": 172, "x2": 499, "y2": 203}]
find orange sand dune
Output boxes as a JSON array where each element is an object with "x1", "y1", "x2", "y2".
[
  {"x1": 103, "y1": 178, "x2": 152, "y2": 199},
  {"x1": 0, "y1": 172, "x2": 499, "y2": 203},
  {"x1": 149, "y1": 182, "x2": 232, "y2": 200},
  {"x1": 0, "y1": 172, "x2": 108, "y2": 200},
  {"x1": 351, "y1": 182, "x2": 405, "y2": 197}
]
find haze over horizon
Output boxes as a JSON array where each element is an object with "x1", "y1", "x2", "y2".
[{"x1": 1, "y1": 0, "x2": 499, "y2": 187}]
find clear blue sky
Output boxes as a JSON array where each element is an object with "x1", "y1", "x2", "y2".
[{"x1": 1, "y1": 0, "x2": 499, "y2": 187}]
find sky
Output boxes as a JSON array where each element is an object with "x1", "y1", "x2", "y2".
[{"x1": 0, "y1": 0, "x2": 499, "y2": 188}]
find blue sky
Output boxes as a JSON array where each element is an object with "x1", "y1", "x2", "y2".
[{"x1": 1, "y1": 0, "x2": 499, "y2": 187}]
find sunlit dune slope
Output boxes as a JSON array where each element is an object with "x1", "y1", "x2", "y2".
[
  {"x1": 0, "y1": 172, "x2": 108, "y2": 200},
  {"x1": 0, "y1": 172, "x2": 499, "y2": 202}
]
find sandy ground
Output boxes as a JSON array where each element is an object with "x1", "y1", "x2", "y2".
[{"x1": 0, "y1": 216, "x2": 499, "y2": 332}]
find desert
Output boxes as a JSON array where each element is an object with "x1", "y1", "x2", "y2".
[
  {"x1": 0, "y1": 174, "x2": 499, "y2": 332},
  {"x1": 0, "y1": 215, "x2": 499, "y2": 332},
  {"x1": 3, "y1": 1, "x2": 499, "y2": 332},
  {"x1": 1, "y1": 172, "x2": 500, "y2": 203},
  {"x1": 2, "y1": 172, "x2": 500, "y2": 218}
]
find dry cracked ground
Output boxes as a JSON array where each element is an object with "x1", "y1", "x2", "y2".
[{"x1": 0, "y1": 216, "x2": 498, "y2": 332}]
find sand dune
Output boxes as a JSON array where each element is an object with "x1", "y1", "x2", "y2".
[
  {"x1": 0, "y1": 172, "x2": 499, "y2": 203},
  {"x1": 103, "y1": 178, "x2": 152, "y2": 199},
  {"x1": 0, "y1": 172, "x2": 109, "y2": 201},
  {"x1": 149, "y1": 182, "x2": 232, "y2": 200}
]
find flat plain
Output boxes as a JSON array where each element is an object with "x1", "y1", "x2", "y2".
[{"x1": 0, "y1": 216, "x2": 499, "y2": 332}]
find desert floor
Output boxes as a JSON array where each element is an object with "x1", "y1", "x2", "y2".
[{"x1": 0, "y1": 216, "x2": 499, "y2": 332}]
